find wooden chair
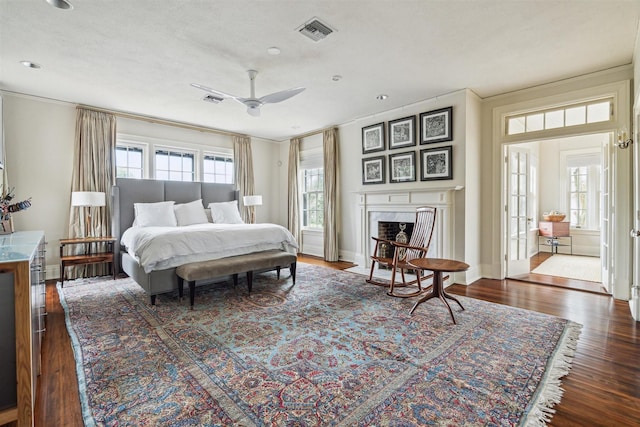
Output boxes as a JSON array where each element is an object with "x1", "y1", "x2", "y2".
[{"x1": 366, "y1": 206, "x2": 437, "y2": 297}]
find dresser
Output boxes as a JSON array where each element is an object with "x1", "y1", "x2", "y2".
[{"x1": 0, "y1": 231, "x2": 46, "y2": 427}]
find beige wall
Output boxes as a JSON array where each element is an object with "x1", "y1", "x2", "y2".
[
  {"x1": 2, "y1": 94, "x2": 75, "y2": 278},
  {"x1": 480, "y1": 66, "x2": 633, "y2": 299},
  {"x1": 2, "y1": 94, "x2": 282, "y2": 279}
]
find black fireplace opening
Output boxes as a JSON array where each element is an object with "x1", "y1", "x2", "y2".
[{"x1": 376, "y1": 221, "x2": 415, "y2": 269}]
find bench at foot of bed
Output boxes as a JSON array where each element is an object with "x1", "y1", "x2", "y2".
[{"x1": 175, "y1": 250, "x2": 297, "y2": 308}]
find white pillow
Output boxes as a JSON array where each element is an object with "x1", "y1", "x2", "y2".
[
  {"x1": 133, "y1": 201, "x2": 177, "y2": 227},
  {"x1": 174, "y1": 199, "x2": 208, "y2": 226},
  {"x1": 208, "y1": 200, "x2": 244, "y2": 224}
]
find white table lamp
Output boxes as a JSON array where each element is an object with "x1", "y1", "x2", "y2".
[
  {"x1": 243, "y1": 195, "x2": 262, "y2": 224},
  {"x1": 71, "y1": 191, "x2": 105, "y2": 237}
]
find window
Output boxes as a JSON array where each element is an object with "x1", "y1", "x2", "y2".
[
  {"x1": 506, "y1": 99, "x2": 612, "y2": 136},
  {"x1": 155, "y1": 149, "x2": 195, "y2": 181},
  {"x1": 566, "y1": 153, "x2": 601, "y2": 229},
  {"x1": 302, "y1": 168, "x2": 324, "y2": 228},
  {"x1": 116, "y1": 145, "x2": 144, "y2": 178},
  {"x1": 203, "y1": 153, "x2": 233, "y2": 184}
]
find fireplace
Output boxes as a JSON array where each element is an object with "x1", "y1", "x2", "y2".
[{"x1": 355, "y1": 188, "x2": 456, "y2": 269}]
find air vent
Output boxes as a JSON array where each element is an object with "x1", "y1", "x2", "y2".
[
  {"x1": 202, "y1": 94, "x2": 223, "y2": 104},
  {"x1": 298, "y1": 17, "x2": 334, "y2": 42}
]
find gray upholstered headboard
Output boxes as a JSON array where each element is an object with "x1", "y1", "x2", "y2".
[{"x1": 111, "y1": 178, "x2": 238, "y2": 271}]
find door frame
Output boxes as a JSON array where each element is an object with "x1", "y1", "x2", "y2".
[{"x1": 492, "y1": 80, "x2": 632, "y2": 298}]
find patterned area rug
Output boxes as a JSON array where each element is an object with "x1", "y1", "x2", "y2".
[{"x1": 59, "y1": 263, "x2": 581, "y2": 426}]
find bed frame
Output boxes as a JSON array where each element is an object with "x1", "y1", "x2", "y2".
[{"x1": 111, "y1": 178, "x2": 238, "y2": 299}]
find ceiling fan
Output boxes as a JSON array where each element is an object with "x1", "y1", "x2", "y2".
[{"x1": 191, "y1": 70, "x2": 305, "y2": 117}]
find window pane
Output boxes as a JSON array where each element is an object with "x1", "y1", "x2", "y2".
[
  {"x1": 565, "y1": 106, "x2": 586, "y2": 126},
  {"x1": 545, "y1": 110, "x2": 564, "y2": 129},
  {"x1": 587, "y1": 101, "x2": 610, "y2": 123},
  {"x1": 526, "y1": 113, "x2": 544, "y2": 132},
  {"x1": 508, "y1": 117, "x2": 525, "y2": 135}
]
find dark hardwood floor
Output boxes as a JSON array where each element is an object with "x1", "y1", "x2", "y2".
[
  {"x1": 510, "y1": 251, "x2": 609, "y2": 295},
  {"x1": 32, "y1": 254, "x2": 639, "y2": 426}
]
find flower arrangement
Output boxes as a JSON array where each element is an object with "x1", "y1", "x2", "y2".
[{"x1": 1, "y1": 186, "x2": 32, "y2": 222}]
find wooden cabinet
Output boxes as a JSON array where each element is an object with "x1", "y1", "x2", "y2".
[
  {"x1": 0, "y1": 231, "x2": 46, "y2": 427},
  {"x1": 538, "y1": 221, "x2": 570, "y2": 237}
]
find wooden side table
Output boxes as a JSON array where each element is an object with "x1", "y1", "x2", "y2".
[
  {"x1": 59, "y1": 236, "x2": 116, "y2": 287},
  {"x1": 408, "y1": 258, "x2": 469, "y2": 324}
]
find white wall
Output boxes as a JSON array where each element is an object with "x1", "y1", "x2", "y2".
[{"x1": 278, "y1": 90, "x2": 480, "y2": 274}]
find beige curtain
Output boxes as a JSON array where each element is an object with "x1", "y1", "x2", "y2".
[
  {"x1": 68, "y1": 108, "x2": 116, "y2": 278},
  {"x1": 233, "y1": 135, "x2": 255, "y2": 223},
  {"x1": 287, "y1": 138, "x2": 301, "y2": 245},
  {"x1": 323, "y1": 128, "x2": 339, "y2": 261}
]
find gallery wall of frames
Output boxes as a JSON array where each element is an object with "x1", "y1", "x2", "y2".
[{"x1": 361, "y1": 106, "x2": 453, "y2": 185}]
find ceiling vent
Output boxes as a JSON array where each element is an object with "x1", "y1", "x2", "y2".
[
  {"x1": 298, "y1": 17, "x2": 334, "y2": 42},
  {"x1": 202, "y1": 94, "x2": 223, "y2": 104}
]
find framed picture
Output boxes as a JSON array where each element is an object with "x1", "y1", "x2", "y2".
[
  {"x1": 420, "y1": 106, "x2": 453, "y2": 144},
  {"x1": 362, "y1": 122, "x2": 385, "y2": 154},
  {"x1": 388, "y1": 151, "x2": 416, "y2": 183},
  {"x1": 388, "y1": 115, "x2": 416, "y2": 149},
  {"x1": 362, "y1": 156, "x2": 385, "y2": 185},
  {"x1": 420, "y1": 145, "x2": 453, "y2": 181}
]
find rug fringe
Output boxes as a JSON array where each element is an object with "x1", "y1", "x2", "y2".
[{"x1": 522, "y1": 321, "x2": 582, "y2": 427}]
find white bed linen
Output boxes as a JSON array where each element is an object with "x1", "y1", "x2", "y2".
[{"x1": 121, "y1": 223, "x2": 298, "y2": 273}]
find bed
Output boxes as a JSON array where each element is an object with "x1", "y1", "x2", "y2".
[{"x1": 112, "y1": 178, "x2": 297, "y2": 302}]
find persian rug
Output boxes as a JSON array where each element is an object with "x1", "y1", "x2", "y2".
[
  {"x1": 532, "y1": 254, "x2": 601, "y2": 282},
  {"x1": 59, "y1": 263, "x2": 581, "y2": 426}
]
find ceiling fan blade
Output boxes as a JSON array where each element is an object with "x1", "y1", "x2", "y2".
[
  {"x1": 190, "y1": 83, "x2": 240, "y2": 100},
  {"x1": 259, "y1": 87, "x2": 305, "y2": 104}
]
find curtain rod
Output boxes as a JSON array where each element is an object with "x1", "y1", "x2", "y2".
[
  {"x1": 294, "y1": 126, "x2": 336, "y2": 140},
  {"x1": 77, "y1": 105, "x2": 247, "y2": 138}
]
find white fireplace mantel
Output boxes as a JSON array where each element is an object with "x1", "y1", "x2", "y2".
[{"x1": 354, "y1": 187, "x2": 460, "y2": 268}]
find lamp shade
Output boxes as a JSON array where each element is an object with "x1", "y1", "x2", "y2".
[
  {"x1": 71, "y1": 191, "x2": 105, "y2": 207},
  {"x1": 243, "y1": 195, "x2": 263, "y2": 207}
]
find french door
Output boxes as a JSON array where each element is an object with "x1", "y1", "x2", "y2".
[{"x1": 506, "y1": 146, "x2": 532, "y2": 277}]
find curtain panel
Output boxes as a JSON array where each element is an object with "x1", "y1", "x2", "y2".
[
  {"x1": 233, "y1": 136, "x2": 255, "y2": 223},
  {"x1": 67, "y1": 108, "x2": 116, "y2": 278},
  {"x1": 287, "y1": 138, "x2": 301, "y2": 245},
  {"x1": 323, "y1": 128, "x2": 339, "y2": 262}
]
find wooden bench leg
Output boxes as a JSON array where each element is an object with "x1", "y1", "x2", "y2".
[
  {"x1": 150, "y1": 295, "x2": 156, "y2": 306},
  {"x1": 188, "y1": 280, "x2": 196, "y2": 309},
  {"x1": 276, "y1": 266, "x2": 281, "y2": 279},
  {"x1": 290, "y1": 262, "x2": 297, "y2": 284},
  {"x1": 233, "y1": 273, "x2": 238, "y2": 288}
]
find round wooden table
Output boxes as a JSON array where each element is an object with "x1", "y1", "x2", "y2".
[{"x1": 408, "y1": 258, "x2": 469, "y2": 324}]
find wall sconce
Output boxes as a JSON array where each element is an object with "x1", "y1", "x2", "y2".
[
  {"x1": 615, "y1": 128, "x2": 633, "y2": 149},
  {"x1": 243, "y1": 195, "x2": 262, "y2": 224}
]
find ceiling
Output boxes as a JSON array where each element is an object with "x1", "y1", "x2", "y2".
[{"x1": 1, "y1": 1, "x2": 639, "y2": 141}]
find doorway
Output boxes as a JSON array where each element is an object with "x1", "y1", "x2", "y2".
[{"x1": 505, "y1": 133, "x2": 610, "y2": 294}]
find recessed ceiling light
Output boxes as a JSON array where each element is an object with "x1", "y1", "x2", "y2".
[
  {"x1": 376, "y1": 94, "x2": 388, "y2": 100},
  {"x1": 46, "y1": 0, "x2": 73, "y2": 9},
  {"x1": 20, "y1": 61, "x2": 42, "y2": 69},
  {"x1": 267, "y1": 47, "x2": 281, "y2": 55},
  {"x1": 332, "y1": 75, "x2": 342, "y2": 82}
]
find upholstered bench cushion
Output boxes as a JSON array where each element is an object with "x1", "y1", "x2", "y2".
[
  {"x1": 176, "y1": 250, "x2": 296, "y2": 282},
  {"x1": 176, "y1": 250, "x2": 297, "y2": 308}
]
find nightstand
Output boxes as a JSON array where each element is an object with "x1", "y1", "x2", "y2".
[{"x1": 59, "y1": 236, "x2": 116, "y2": 286}]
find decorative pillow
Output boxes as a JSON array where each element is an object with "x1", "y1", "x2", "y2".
[
  {"x1": 133, "y1": 201, "x2": 177, "y2": 227},
  {"x1": 174, "y1": 199, "x2": 208, "y2": 226},
  {"x1": 208, "y1": 200, "x2": 244, "y2": 224}
]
